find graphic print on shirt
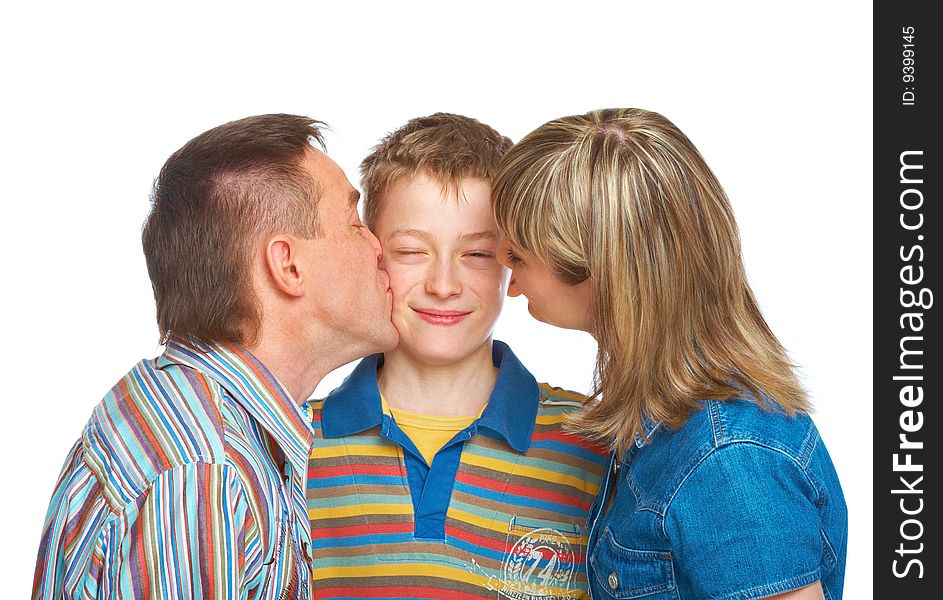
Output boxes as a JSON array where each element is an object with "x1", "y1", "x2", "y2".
[{"x1": 473, "y1": 516, "x2": 582, "y2": 600}]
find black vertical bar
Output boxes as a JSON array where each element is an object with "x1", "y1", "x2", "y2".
[{"x1": 874, "y1": 0, "x2": 938, "y2": 596}]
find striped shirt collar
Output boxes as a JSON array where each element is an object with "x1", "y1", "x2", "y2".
[
  {"x1": 157, "y1": 339, "x2": 315, "y2": 474},
  {"x1": 321, "y1": 340, "x2": 539, "y2": 453}
]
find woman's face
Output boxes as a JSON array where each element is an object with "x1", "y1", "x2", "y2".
[{"x1": 496, "y1": 239, "x2": 595, "y2": 335}]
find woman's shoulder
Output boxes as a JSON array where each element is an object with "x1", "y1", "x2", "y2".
[
  {"x1": 651, "y1": 398, "x2": 818, "y2": 471},
  {"x1": 702, "y1": 397, "x2": 818, "y2": 461},
  {"x1": 631, "y1": 398, "x2": 820, "y2": 504}
]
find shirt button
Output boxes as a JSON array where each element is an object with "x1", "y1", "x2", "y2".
[{"x1": 608, "y1": 572, "x2": 619, "y2": 590}]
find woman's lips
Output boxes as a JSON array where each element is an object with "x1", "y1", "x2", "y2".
[{"x1": 412, "y1": 307, "x2": 472, "y2": 326}]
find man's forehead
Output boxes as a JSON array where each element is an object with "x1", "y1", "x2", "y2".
[
  {"x1": 303, "y1": 147, "x2": 338, "y2": 175},
  {"x1": 303, "y1": 147, "x2": 355, "y2": 194}
]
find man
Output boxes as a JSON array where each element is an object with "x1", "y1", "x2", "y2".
[
  {"x1": 306, "y1": 114, "x2": 609, "y2": 598},
  {"x1": 33, "y1": 114, "x2": 398, "y2": 599}
]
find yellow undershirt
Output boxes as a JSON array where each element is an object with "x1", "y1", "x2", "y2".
[{"x1": 381, "y1": 395, "x2": 483, "y2": 466}]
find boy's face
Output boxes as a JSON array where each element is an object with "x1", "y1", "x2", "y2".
[{"x1": 372, "y1": 174, "x2": 507, "y2": 366}]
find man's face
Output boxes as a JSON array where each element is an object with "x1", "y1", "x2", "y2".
[
  {"x1": 301, "y1": 149, "x2": 398, "y2": 356},
  {"x1": 373, "y1": 174, "x2": 507, "y2": 366}
]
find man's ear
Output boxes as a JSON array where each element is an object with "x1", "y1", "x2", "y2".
[{"x1": 265, "y1": 235, "x2": 306, "y2": 297}]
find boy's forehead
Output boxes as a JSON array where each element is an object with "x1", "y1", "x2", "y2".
[
  {"x1": 368, "y1": 173, "x2": 499, "y2": 239},
  {"x1": 376, "y1": 174, "x2": 492, "y2": 210},
  {"x1": 385, "y1": 170, "x2": 486, "y2": 195}
]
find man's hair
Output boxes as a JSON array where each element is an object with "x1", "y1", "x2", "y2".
[
  {"x1": 143, "y1": 113, "x2": 326, "y2": 346},
  {"x1": 359, "y1": 112, "x2": 513, "y2": 228},
  {"x1": 493, "y1": 108, "x2": 808, "y2": 453}
]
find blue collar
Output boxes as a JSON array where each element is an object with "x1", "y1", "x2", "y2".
[
  {"x1": 634, "y1": 414, "x2": 661, "y2": 448},
  {"x1": 321, "y1": 340, "x2": 539, "y2": 453}
]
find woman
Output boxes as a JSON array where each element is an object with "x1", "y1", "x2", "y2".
[{"x1": 492, "y1": 109, "x2": 847, "y2": 599}]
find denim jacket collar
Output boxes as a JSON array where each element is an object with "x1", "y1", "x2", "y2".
[{"x1": 634, "y1": 413, "x2": 661, "y2": 448}]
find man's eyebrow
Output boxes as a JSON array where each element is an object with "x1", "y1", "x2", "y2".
[{"x1": 349, "y1": 189, "x2": 361, "y2": 207}]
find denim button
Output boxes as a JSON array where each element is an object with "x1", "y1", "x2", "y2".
[{"x1": 608, "y1": 572, "x2": 619, "y2": 589}]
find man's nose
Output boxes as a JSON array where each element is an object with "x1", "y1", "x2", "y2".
[{"x1": 366, "y1": 227, "x2": 383, "y2": 262}]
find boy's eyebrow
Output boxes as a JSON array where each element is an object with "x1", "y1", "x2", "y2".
[
  {"x1": 387, "y1": 228, "x2": 433, "y2": 242},
  {"x1": 386, "y1": 228, "x2": 498, "y2": 243},
  {"x1": 460, "y1": 231, "x2": 499, "y2": 242}
]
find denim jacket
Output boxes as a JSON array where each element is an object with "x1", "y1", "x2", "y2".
[{"x1": 585, "y1": 399, "x2": 847, "y2": 599}]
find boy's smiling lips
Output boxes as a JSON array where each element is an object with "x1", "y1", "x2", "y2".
[{"x1": 411, "y1": 307, "x2": 472, "y2": 326}]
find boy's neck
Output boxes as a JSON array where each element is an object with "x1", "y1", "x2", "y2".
[{"x1": 377, "y1": 340, "x2": 498, "y2": 417}]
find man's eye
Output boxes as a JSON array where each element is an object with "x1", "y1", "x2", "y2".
[{"x1": 466, "y1": 252, "x2": 495, "y2": 259}]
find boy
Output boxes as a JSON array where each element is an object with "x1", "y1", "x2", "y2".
[{"x1": 306, "y1": 113, "x2": 608, "y2": 599}]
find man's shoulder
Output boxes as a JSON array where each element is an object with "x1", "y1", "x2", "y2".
[{"x1": 83, "y1": 358, "x2": 232, "y2": 503}]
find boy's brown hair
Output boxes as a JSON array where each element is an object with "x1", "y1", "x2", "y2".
[{"x1": 359, "y1": 113, "x2": 513, "y2": 227}]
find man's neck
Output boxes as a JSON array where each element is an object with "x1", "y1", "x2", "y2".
[
  {"x1": 377, "y1": 340, "x2": 499, "y2": 417},
  {"x1": 247, "y1": 336, "x2": 330, "y2": 406}
]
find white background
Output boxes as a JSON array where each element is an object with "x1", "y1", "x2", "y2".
[{"x1": 1, "y1": 1, "x2": 871, "y2": 596}]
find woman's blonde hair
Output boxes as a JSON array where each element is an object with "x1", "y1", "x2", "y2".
[{"x1": 492, "y1": 108, "x2": 808, "y2": 453}]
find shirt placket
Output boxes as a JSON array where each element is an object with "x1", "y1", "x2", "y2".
[
  {"x1": 587, "y1": 445, "x2": 641, "y2": 600},
  {"x1": 277, "y1": 458, "x2": 313, "y2": 599},
  {"x1": 586, "y1": 451, "x2": 616, "y2": 600}
]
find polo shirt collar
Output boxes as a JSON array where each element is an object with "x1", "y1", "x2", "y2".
[
  {"x1": 157, "y1": 339, "x2": 314, "y2": 475},
  {"x1": 320, "y1": 353, "x2": 385, "y2": 438},
  {"x1": 321, "y1": 340, "x2": 539, "y2": 453},
  {"x1": 478, "y1": 341, "x2": 539, "y2": 453}
]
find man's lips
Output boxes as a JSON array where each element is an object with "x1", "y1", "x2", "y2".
[{"x1": 411, "y1": 307, "x2": 472, "y2": 326}]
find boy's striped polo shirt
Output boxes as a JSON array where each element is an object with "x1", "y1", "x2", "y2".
[{"x1": 306, "y1": 341, "x2": 610, "y2": 599}]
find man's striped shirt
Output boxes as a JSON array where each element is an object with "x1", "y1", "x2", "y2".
[
  {"x1": 306, "y1": 342, "x2": 609, "y2": 599},
  {"x1": 33, "y1": 341, "x2": 315, "y2": 600}
]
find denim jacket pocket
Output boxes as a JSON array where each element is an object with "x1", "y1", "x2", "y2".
[{"x1": 589, "y1": 528, "x2": 678, "y2": 599}]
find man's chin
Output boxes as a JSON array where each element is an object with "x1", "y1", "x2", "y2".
[{"x1": 377, "y1": 322, "x2": 400, "y2": 352}]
